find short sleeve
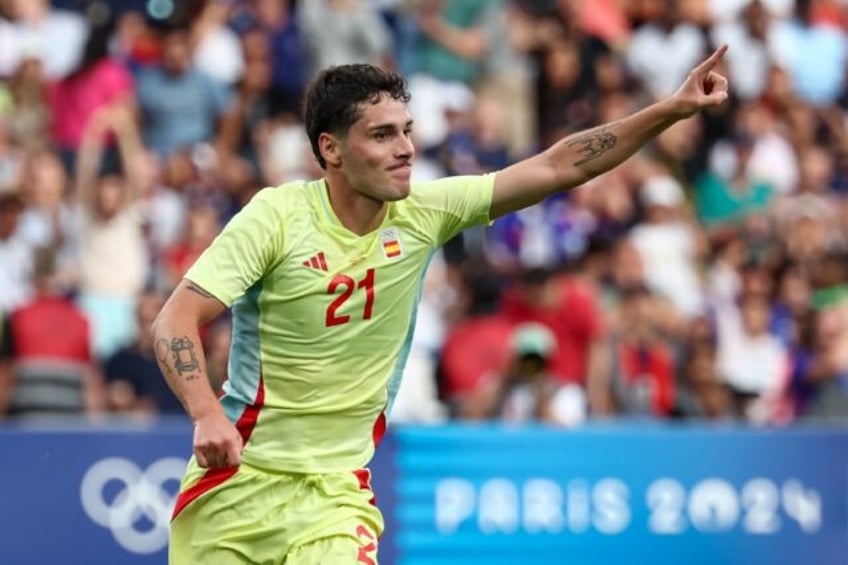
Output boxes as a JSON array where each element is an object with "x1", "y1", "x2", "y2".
[
  {"x1": 184, "y1": 189, "x2": 285, "y2": 307},
  {"x1": 410, "y1": 174, "x2": 495, "y2": 246}
]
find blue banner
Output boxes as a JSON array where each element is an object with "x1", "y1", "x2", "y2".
[
  {"x1": 0, "y1": 419, "x2": 395, "y2": 564},
  {"x1": 3, "y1": 421, "x2": 848, "y2": 564},
  {"x1": 393, "y1": 424, "x2": 848, "y2": 565}
]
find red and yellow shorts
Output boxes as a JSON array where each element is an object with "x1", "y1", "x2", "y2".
[{"x1": 169, "y1": 458, "x2": 383, "y2": 564}]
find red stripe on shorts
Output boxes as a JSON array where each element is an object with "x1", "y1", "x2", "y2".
[
  {"x1": 353, "y1": 468, "x2": 376, "y2": 506},
  {"x1": 171, "y1": 376, "x2": 266, "y2": 520}
]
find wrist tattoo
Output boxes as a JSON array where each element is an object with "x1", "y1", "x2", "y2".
[{"x1": 567, "y1": 127, "x2": 618, "y2": 166}]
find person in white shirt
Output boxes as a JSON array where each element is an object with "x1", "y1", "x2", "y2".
[
  {"x1": 629, "y1": 174, "x2": 705, "y2": 319},
  {"x1": 0, "y1": 0, "x2": 86, "y2": 80}
]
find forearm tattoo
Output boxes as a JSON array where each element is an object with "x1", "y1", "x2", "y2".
[
  {"x1": 186, "y1": 282, "x2": 214, "y2": 299},
  {"x1": 156, "y1": 336, "x2": 202, "y2": 382},
  {"x1": 566, "y1": 127, "x2": 618, "y2": 166}
]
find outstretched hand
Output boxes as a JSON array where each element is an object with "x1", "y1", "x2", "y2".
[{"x1": 670, "y1": 45, "x2": 730, "y2": 118}]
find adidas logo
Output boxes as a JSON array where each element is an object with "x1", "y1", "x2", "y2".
[{"x1": 302, "y1": 252, "x2": 328, "y2": 272}]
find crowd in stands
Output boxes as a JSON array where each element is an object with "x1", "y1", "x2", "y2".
[{"x1": 2, "y1": 0, "x2": 848, "y2": 428}]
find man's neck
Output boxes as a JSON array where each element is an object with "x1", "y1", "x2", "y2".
[{"x1": 324, "y1": 174, "x2": 387, "y2": 236}]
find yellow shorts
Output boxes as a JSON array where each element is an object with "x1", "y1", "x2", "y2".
[{"x1": 169, "y1": 458, "x2": 383, "y2": 564}]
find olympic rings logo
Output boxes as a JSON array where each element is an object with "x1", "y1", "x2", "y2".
[{"x1": 80, "y1": 457, "x2": 187, "y2": 554}]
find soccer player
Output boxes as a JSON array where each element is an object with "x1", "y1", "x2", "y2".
[{"x1": 153, "y1": 47, "x2": 730, "y2": 563}]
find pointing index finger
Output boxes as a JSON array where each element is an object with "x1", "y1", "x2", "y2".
[{"x1": 695, "y1": 44, "x2": 728, "y2": 74}]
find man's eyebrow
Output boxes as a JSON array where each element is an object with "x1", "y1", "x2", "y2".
[{"x1": 368, "y1": 120, "x2": 414, "y2": 132}]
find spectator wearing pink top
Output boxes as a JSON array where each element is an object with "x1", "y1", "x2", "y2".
[{"x1": 47, "y1": 20, "x2": 134, "y2": 174}]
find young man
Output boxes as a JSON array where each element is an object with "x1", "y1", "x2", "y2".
[{"x1": 153, "y1": 47, "x2": 729, "y2": 563}]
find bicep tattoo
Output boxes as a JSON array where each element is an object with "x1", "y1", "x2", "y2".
[{"x1": 566, "y1": 127, "x2": 618, "y2": 166}]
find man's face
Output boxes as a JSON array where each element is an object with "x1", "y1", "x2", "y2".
[
  {"x1": 162, "y1": 31, "x2": 191, "y2": 75},
  {"x1": 331, "y1": 96, "x2": 415, "y2": 202}
]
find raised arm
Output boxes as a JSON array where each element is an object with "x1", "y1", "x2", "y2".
[
  {"x1": 108, "y1": 103, "x2": 145, "y2": 204},
  {"x1": 74, "y1": 109, "x2": 110, "y2": 211},
  {"x1": 152, "y1": 279, "x2": 242, "y2": 468},
  {"x1": 490, "y1": 45, "x2": 729, "y2": 219}
]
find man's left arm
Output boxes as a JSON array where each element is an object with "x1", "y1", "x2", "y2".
[{"x1": 490, "y1": 45, "x2": 729, "y2": 219}]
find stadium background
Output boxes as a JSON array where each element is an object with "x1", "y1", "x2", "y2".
[{"x1": 2, "y1": 0, "x2": 848, "y2": 563}]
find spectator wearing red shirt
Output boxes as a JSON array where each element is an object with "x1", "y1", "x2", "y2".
[
  {"x1": 599, "y1": 284, "x2": 676, "y2": 418},
  {"x1": 162, "y1": 202, "x2": 219, "y2": 288},
  {"x1": 499, "y1": 267, "x2": 605, "y2": 387},
  {"x1": 0, "y1": 246, "x2": 104, "y2": 417}
]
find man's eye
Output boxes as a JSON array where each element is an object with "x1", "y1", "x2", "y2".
[{"x1": 374, "y1": 132, "x2": 389, "y2": 141}]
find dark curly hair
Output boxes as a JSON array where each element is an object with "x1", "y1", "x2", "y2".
[{"x1": 304, "y1": 64, "x2": 411, "y2": 169}]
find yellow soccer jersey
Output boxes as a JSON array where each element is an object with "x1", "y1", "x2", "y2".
[{"x1": 185, "y1": 175, "x2": 494, "y2": 473}]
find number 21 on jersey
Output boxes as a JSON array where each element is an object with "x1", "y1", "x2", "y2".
[{"x1": 325, "y1": 268, "x2": 376, "y2": 327}]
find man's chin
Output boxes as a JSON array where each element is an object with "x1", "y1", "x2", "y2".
[{"x1": 386, "y1": 182, "x2": 411, "y2": 201}]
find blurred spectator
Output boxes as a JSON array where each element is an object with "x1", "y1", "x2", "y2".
[
  {"x1": 487, "y1": 191, "x2": 597, "y2": 270},
  {"x1": 75, "y1": 105, "x2": 148, "y2": 359},
  {"x1": 0, "y1": 246, "x2": 104, "y2": 417},
  {"x1": 439, "y1": 94, "x2": 511, "y2": 176},
  {"x1": 0, "y1": 117, "x2": 23, "y2": 191},
  {"x1": 463, "y1": 322, "x2": 587, "y2": 426},
  {"x1": 249, "y1": 0, "x2": 305, "y2": 117},
  {"x1": 0, "y1": 0, "x2": 87, "y2": 80},
  {"x1": 16, "y1": 150, "x2": 80, "y2": 287},
  {"x1": 189, "y1": 0, "x2": 245, "y2": 87},
  {"x1": 256, "y1": 114, "x2": 320, "y2": 185},
  {"x1": 625, "y1": 0, "x2": 706, "y2": 99},
  {"x1": 500, "y1": 267, "x2": 606, "y2": 388},
  {"x1": 123, "y1": 144, "x2": 186, "y2": 259},
  {"x1": 0, "y1": 191, "x2": 32, "y2": 314},
  {"x1": 218, "y1": 27, "x2": 273, "y2": 171},
  {"x1": 801, "y1": 285, "x2": 848, "y2": 420},
  {"x1": 769, "y1": 0, "x2": 848, "y2": 107},
  {"x1": 629, "y1": 174, "x2": 705, "y2": 318},
  {"x1": 413, "y1": 0, "x2": 495, "y2": 84},
  {"x1": 112, "y1": 9, "x2": 161, "y2": 69},
  {"x1": 596, "y1": 284, "x2": 676, "y2": 418},
  {"x1": 104, "y1": 290, "x2": 182, "y2": 415},
  {"x1": 474, "y1": 1, "x2": 536, "y2": 158},
  {"x1": 673, "y1": 338, "x2": 736, "y2": 420},
  {"x1": 407, "y1": 0, "x2": 499, "y2": 148},
  {"x1": 162, "y1": 202, "x2": 219, "y2": 288},
  {"x1": 695, "y1": 130, "x2": 776, "y2": 231},
  {"x1": 298, "y1": 0, "x2": 393, "y2": 77},
  {"x1": 716, "y1": 291, "x2": 791, "y2": 423},
  {"x1": 136, "y1": 22, "x2": 229, "y2": 156},
  {"x1": 708, "y1": 0, "x2": 794, "y2": 23},
  {"x1": 536, "y1": 39, "x2": 597, "y2": 140},
  {"x1": 47, "y1": 18, "x2": 134, "y2": 174},
  {"x1": 438, "y1": 261, "x2": 512, "y2": 413},
  {"x1": 4, "y1": 58, "x2": 50, "y2": 152},
  {"x1": 710, "y1": 0, "x2": 773, "y2": 101}
]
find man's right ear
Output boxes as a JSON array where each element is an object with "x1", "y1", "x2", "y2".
[{"x1": 318, "y1": 133, "x2": 342, "y2": 168}]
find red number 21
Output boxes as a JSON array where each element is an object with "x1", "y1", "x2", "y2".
[{"x1": 326, "y1": 268, "x2": 376, "y2": 327}]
